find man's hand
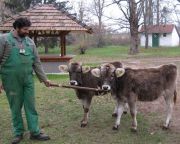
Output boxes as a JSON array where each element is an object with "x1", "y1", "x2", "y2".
[{"x1": 43, "y1": 80, "x2": 52, "y2": 87}]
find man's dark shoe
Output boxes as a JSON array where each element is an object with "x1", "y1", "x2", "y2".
[
  {"x1": 11, "y1": 135, "x2": 23, "y2": 144},
  {"x1": 30, "y1": 132, "x2": 50, "y2": 141}
]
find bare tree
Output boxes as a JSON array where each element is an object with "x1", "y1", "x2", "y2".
[
  {"x1": 113, "y1": 0, "x2": 144, "y2": 54},
  {"x1": 77, "y1": 1, "x2": 88, "y2": 54},
  {"x1": 142, "y1": 0, "x2": 153, "y2": 49},
  {"x1": 156, "y1": 0, "x2": 159, "y2": 25},
  {"x1": 89, "y1": 0, "x2": 106, "y2": 47},
  {"x1": 157, "y1": 1, "x2": 180, "y2": 24},
  {"x1": 174, "y1": 4, "x2": 180, "y2": 25},
  {"x1": 142, "y1": 0, "x2": 148, "y2": 49},
  {"x1": 0, "y1": 0, "x2": 5, "y2": 23},
  {"x1": 148, "y1": 0, "x2": 153, "y2": 24},
  {"x1": 78, "y1": 1, "x2": 85, "y2": 22},
  {"x1": 0, "y1": 0, "x2": 12, "y2": 24}
]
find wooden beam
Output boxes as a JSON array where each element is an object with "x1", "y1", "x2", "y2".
[
  {"x1": 40, "y1": 55, "x2": 73, "y2": 62},
  {"x1": 60, "y1": 32, "x2": 70, "y2": 56},
  {"x1": 64, "y1": 34, "x2": 66, "y2": 56},
  {"x1": 29, "y1": 30, "x2": 71, "y2": 37},
  {"x1": 60, "y1": 34, "x2": 66, "y2": 57},
  {"x1": 34, "y1": 36, "x2": 37, "y2": 46}
]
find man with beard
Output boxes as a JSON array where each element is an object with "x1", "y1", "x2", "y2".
[{"x1": 0, "y1": 17, "x2": 53, "y2": 144}]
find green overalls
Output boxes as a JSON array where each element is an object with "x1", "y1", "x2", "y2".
[{"x1": 1, "y1": 32, "x2": 40, "y2": 136}]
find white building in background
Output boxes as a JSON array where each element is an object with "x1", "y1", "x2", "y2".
[{"x1": 139, "y1": 24, "x2": 180, "y2": 47}]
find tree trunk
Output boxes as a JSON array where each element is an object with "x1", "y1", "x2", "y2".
[
  {"x1": 129, "y1": 29, "x2": 139, "y2": 54},
  {"x1": 97, "y1": 7, "x2": 103, "y2": 47},
  {"x1": 129, "y1": 0, "x2": 139, "y2": 54},
  {"x1": 45, "y1": 46, "x2": 49, "y2": 54},
  {"x1": 145, "y1": 32, "x2": 149, "y2": 49},
  {"x1": 149, "y1": 0, "x2": 153, "y2": 24},
  {"x1": 157, "y1": 0, "x2": 159, "y2": 25},
  {"x1": 144, "y1": 0, "x2": 149, "y2": 49}
]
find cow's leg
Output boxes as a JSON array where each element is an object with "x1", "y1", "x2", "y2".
[
  {"x1": 163, "y1": 90, "x2": 174, "y2": 129},
  {"x1": 112, "y1": 95, "x2": 118, "y2": 117},
  {"x1": 112, "y1": 97, "x2": 128, "y2": 118},
  {"x1": 128, "y1": 93, "x2": 137, "y2": 132},
  {"x1": 123, "y1": 103, "x2": 129, "y2": 114},
  {"x1": 81, "y1": 97, "x2": 92, "y2": 127},
  {"x1": 112, "y1": 102, "x2": 118, "y2": 117},
  {"x1": 112, "y1": 101, "x2": 125, "y2": 130},
  {"x1": 129, "y1": 101, "x2": 137, "y2": 132}
]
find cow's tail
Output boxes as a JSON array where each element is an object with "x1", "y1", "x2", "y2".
[{"x1": 174, "y1": 89, "x2": 177, "y2": 104}]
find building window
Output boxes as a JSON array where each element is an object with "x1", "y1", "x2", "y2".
[{"x1": 163, "y1": 33, "x2": 167, "y2": 37}]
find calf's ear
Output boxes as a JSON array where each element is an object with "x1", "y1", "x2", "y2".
[
  {"x1": 115, "y1": 68, "x2": 125, "y2": 77},
  {"x1": 91, "y1": 68, "x2": 101, "y2": 77},
  {"x1": 82, "y1": 66, "x2": 91, "y2": 73},
  {"x1": 58, "y1": 65, "x2": 68, "y2": 72}
]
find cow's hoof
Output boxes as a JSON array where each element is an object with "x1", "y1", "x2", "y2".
[
  {"x1": 123, "y1": 111, "x2": 127, "y2": 114},
  {"x1": 112, "y1": 125, "x2": 119, "y2": 130},
  {"x1": 162, "y1": 125, "x2": 169, "y2": 130},
  {"x1": 81, "y1": 122, "x2": 88, "y2": 128},
  {"x1": 112, "y1": 113, "x2": 118, "y2": 118},
  {"x1": 131, "y1": 127, "x2": 137, "y2": 133}
]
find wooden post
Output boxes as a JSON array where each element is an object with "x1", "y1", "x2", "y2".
[
  {"x1": 60, "y1": 33, "x2": 66, "y2": 57},
  {"x1": 64, "y1": 35, "x2": 66, "y2": 55},
  {"x1": 32, "y1": 31, "x2": 37, "y2": 46},
  {"x1": 34, "y1": 36, "x2": 37, "y2": 46}
]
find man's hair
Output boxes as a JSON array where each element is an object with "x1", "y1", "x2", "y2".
[{"x1": 13, "y1": 17, "x2": 31, "y2": 29}]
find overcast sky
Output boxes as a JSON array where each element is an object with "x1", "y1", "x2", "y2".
[
  {"x1": 67, "y1": 0, "x2": 124, "y2": 31},
  {"x1": 58, "y1": 0, "x2": 180, "y2": 32}
]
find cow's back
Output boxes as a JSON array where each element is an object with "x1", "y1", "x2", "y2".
[{"x1": 118, "y1": 64, "x2": 177, "y2": 101}]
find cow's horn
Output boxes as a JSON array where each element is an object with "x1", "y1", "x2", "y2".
[
  {"x1": 82, "y1": 65, "x2": 91, "y2": 73},
  {"x1": 58, "y1": 65, "x2": 68, "y2": 72},
  {"x1": 91, "y1": 68, "x2": 101, "y2": 77},
  {"x1": 115, "y1": 68, "x2": 125, "y2": 77}
]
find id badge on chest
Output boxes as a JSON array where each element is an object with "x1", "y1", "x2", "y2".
[{"x1": 19, "y1": 49, "x2": 25, "y2": 54}]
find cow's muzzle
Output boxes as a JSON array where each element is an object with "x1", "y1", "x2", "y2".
[
  {"x1": 102, "y1": 85, "x2": 111, "y2": 91},
  {"x1": 70, "y1": 80, "x2": 78, "y2": 86}
]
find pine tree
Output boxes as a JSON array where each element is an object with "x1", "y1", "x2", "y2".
[{"x1": 4, "y1": 0, "x2": 72, "y2": 13}]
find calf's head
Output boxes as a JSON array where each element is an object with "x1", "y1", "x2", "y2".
[
  {"x1": 59, "y1": 62, "x2": 91, "y2": 86},
  {"x1": 91, "y1": 63, "x2": 125, "y2": 91}
]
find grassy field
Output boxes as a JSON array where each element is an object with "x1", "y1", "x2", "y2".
[
  {"x1": 1, "y1": 45, "x2": 180, "y2": 143},
  {"x1": 38, "y1": 45, "x2": 180, "y2": 64},
  {"x1": 0, "y1": 75, "x2": 178, "y2": 144}
]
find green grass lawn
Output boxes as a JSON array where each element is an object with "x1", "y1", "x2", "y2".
[
  {"x1": 1, "y1": 45, "x2": 179, "y2": 143},
  {"x1": 0, "y1": 75, "x2": 178, "y2": 144},
  {"x1": 38, "y1": 45, "x2": 180, "y2": 64},
  {"x1": 38, "y1": 45, "x2": 78, "y2": 55}
]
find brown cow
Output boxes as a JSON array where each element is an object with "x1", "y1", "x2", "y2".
[
  {"x1": 91, "y1": 63, "x2": 177, "y2": 131},
  {"x1": 59, "y1": 62, "x2": 124, "y2": 127}
]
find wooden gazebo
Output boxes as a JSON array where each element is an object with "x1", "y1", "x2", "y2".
[{"x1": 0, "y1": 4, "x2": 92, "y2": 63}]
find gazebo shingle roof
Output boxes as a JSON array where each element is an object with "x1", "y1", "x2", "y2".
[{"x1": 0, "y1": 4, "x2": 92, "y2": 33}]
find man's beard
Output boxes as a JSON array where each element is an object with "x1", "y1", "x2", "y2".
[{"x1": 18, "y1": 33, "x2": 28, "y2": 38}]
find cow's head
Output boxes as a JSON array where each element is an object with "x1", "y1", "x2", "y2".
[
  {"x1": 59, "y1": 62, "x2": 91, "y2": 86},
  {"x1": 91, "y1": 63, "x2": 125, "y2": 91}
]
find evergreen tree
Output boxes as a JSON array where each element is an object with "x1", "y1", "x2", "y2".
[{"x1": 4, "y1": 0, "x2": 72, "y2": 13}]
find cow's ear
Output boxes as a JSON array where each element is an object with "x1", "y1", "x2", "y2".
[
  {"x1": 115, "y1": 68, "x2": 125, "y2": 77},
  {"x1": 91, "y1": 68, "x2": 101, "y2": 77},
  {"x1": 82, "y1": 66, "x2": 91, "y2": 73},
  {"x1": 58, "y1": 65, "x2": 68, "y2": 72}
]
